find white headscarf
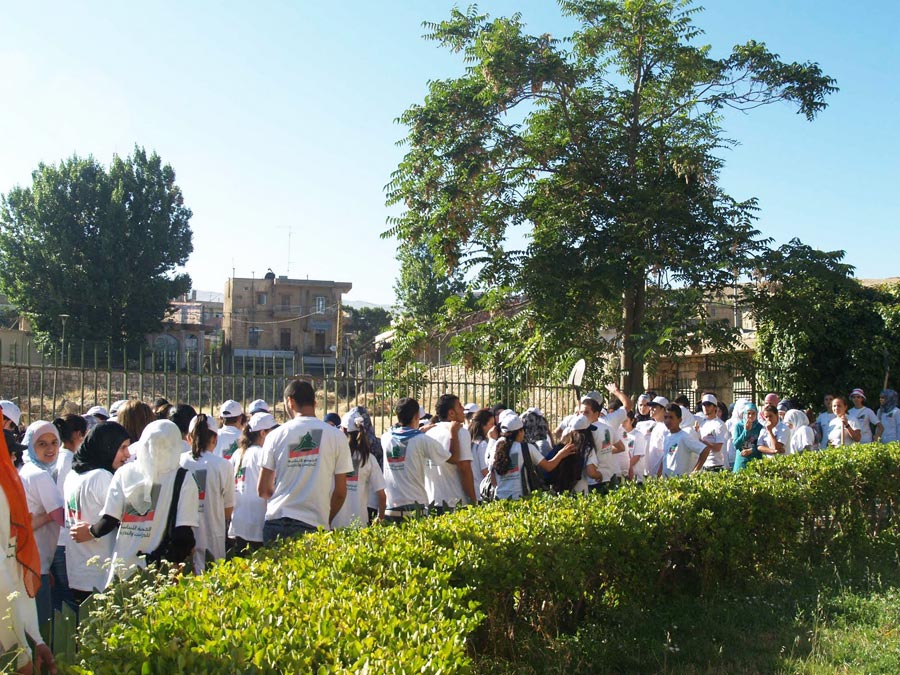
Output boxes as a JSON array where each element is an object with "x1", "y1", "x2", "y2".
[
  {"x1": 784, "y1": 409, "x2": 811, "y2": 454},
  {"x1": 120, "y1": 419, "x2": 184, "y2": 512},
  {"x1": 22, "y1": 420, "x2": 61, "y2": 473}
]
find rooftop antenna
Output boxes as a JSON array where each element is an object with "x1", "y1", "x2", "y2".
[{"x1": 286, "y1": 225, "x2": 292, "y2": 277}]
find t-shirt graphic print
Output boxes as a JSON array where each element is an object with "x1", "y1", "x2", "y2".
[{"x1": 288, "y1": 430, "x2": 322, "y2": 466}]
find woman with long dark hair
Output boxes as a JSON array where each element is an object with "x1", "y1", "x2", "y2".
[
  {"x1": 229, "y1": 412, "x2": 277, "y2": 555},
  {"x1": 63, "y1": 422, "x2": 131, "y2": 602},
  {"x1": 181, "y1": 414, "x2": 235, "y2": 573},
  {"x1": 467, "y1": 409, "x2": 495, "y2": 496},
  {"x1": 333, "y1": 409, "x2": 386, "y2": 528}
]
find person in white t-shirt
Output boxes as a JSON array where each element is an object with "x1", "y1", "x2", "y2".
[
  {"x1": 181, "y1": 414, "x2": 235, "y2": 574},
  {"x1": 467, "y1": 408, "x2": 495, "y2": 498},
  {"x1": 50, "y1": 413, "x2": 87, "y2": 614},
  {"x1": 1, "y1": 428, "x2": 57, "y2": 675},
  {"x1": 229, "y1": 412, "x2": 277, "y2": 555},
  {"x1": 425, "y1": 395, "x2": 477, "y2": 511},
  {"x1": 381, "y1": 398, "x2": 460, "y2": 522},
  {"x1": 486, "y1": 413, "x2": 573, "y2": 500},
  {"x1": 71, "y1": 420, "x2": 199, "y2": 587},
  {"x1": 783, "y1": 409, "x2": 815, "y2": 455},
  {"x1": 660, "y1": 405, "x2": 710, "y2": 478},
  {"x1": 258, "y1": 380, "x2": 353, "y2": 542},
  {"x1": 696, "y1": 394, "x2": 728, "y2": 471},
  {"x1": 18, "y1": 421, "x2": 65, "y2": 628},
  {"x1": 756, "y1": 404, "x2": 788, "y2": 458},
  {"x1": 579, "y1": 393, "x2": 625, "y2": 492},
  {"x1": 827, "y1": 396, "x2": 861, "y2": 447},
  {"x1": 333, "y1": 409, "x2": 386, "y2": 529},
  {"x1": 876, "y1": 389, "x2": 900, "y2": 443},
  {"x1": 847, "y1": 388, "x2": 881, "y2": 444},
  {"x1": 642, "y1": 397, "x2": 669, "y2": 479},
  {"x1": 63, "y1": 421, "x2": 131, "y2": 602},
  {"x1": 214, "y1": 400, "x2": 245, "y2": 461},
  {"x1": 621, "y1": 411, "x2": 648, "y2": 483},
  {"x1": 815, "y1": 393, "x2": 836, "y2": 450}
]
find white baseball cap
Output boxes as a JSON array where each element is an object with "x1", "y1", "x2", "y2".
[
  {"x1": 109, "y1": 400, "x2": 129, "y2": 417},
  {"x1": 580, "y1": 391, "x2": 604, "y2": 406},
  {"x1": 525, "y1": 407, "x2": 544, "y2": 418},
  {"x1": 701, "y1": 394, "x2": 718, "y2": 406},
  {"x1": 464, "y1": 403, "x2": 479, "y2": 414},
  {"x1": 248, "y1": 399, "x2": 271, "y2": 414},
  {"x1": 189, "y1": 414, "x2": 219, "y2": 434},
  {"x1": 341, "y1": 410, "x2": 365, "y2": 433},
  {"x1": 500, "y1": 413, "x2": 524, "y2": 433},
  {"x1": 649, "y1": 396, "x2": 670, "y2": 408},
  {"x1": 219, "y1": 400, "x2": 243, "y2": 418},
  {"x1": 565, "y1": 414, "x2": 591, "y2": 432},
  {"x1": 248, "y1": 412, "x2": 278, "y2": 432},
  {"x1": 1, "y1": 400, "x2": 21, "y2": 426},
  {"x1": 86, "y1": 405, "x2": 109, "y2": 419}
]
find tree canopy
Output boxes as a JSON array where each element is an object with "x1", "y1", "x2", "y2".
[
  {"x1": 385, "y1": 0, "x2": 836, "y2": 389},
  {"x1": 0, "y1": 146, "x2": 193, "y2": 346}
]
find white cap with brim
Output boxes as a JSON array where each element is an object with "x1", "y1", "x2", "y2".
[
  {"x1": 1, "y1": 400, "x2": 21, "y2": 426},
  {"x1": 189, "y1": 415, "x2": 219, "y2": 435},
  {"x1": 565, "y1": 414, "x2": 591, "y2": 432},
  {"x1": 649, "y1": 396, "x2": 670, "y2": 408},
  {"x1": 341, "y1": 410, "x2": 365, "y2": 433},
  {"x1": 248, "y1": 399, "x2": 270, "y2": 414},
  {"x1": 109, "y1": 400, "x2": 129, "y2": 417},
  {"x1": 525, "y1": 407, "x2": 544, "y2": 418},
  {"x1": 580, "y1": 391, "x2": 604, "y2": 406},
  {"x1": 86, "y1": 405, "x2": 109, "y2": 419},
  {"x1": 500, "y1": 413, "x2": 524, "y2": 433},
  {"x1": 701, "y1": 394, "x2": 718, "y2": 406},
  {"x1": 464, "y1": 403, "x2": 479, "y2": 414},
  {"x1": 249, "y1": 412, "x2": 277, "y2": 432},
  {"x1": 219, "y1": 400, "x2": 243, "y2": 418}
]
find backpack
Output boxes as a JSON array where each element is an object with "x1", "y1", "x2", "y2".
[
  {"x1": 479, "y1": 469, "x2": 496, "y2": 502},
  {"x1": 519, "y1": 441, "x2": 547, "y2": 496}
]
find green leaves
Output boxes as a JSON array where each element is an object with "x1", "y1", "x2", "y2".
[{"x1": 0, "y1": 146, "x2": 193, "y2": 345}]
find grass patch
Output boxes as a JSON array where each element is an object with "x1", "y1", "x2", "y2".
[{"x1": 475, "y1": 545, "x2": 900, "y2": 675}]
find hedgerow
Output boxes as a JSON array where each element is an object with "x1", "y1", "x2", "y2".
[{"x1": 66, "y1": 444, "x2": 900, "y2": 674}]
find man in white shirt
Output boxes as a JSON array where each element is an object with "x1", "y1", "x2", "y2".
[
  {"x1": 661, "y1": 404, "x2": 710, "y2": 478},
  {"x1": 642, "y1": 396, "x2": 669, "y2": 479},
  {"x1": 698, "y1": 394, "x2": 728, "y2": 471},
  {"x1": 425, "y1": 394, "x2": 477, "y2": 510},
  {"x1": 215, "y1": 400, "x2": 246, "y2": 461},
  {"x1": 579, "y1": 393, "x2": 625, "y2": 493},
  {"x1": 815, "y1": 393, "x2": 836, "y2": 449},
  {"x1": 257, "y1": 380, "x2": 353, "y2": 543},
  {"x1": 381, "y1": 398, "x2": 460, "y2": 523},
  {"x1": 847, "y1": 388, "x2": 882, "y2": 444}
]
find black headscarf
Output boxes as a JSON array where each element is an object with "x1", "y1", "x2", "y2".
[{"x1": 72, "y1": 421, "x2": 131, "y2": 474}]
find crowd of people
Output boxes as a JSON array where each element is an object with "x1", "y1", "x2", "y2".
[{"x1": 1, "y1": 381, "x2": 898, "y2": 672}]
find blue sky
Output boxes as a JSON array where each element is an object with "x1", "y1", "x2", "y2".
[{"x1": 1, "y1": 1, "x2": 896, "y2": 305}]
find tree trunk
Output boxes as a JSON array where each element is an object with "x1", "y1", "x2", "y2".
[{"x1": 621, "y1": 278, "x2": 646, "y2": 395}]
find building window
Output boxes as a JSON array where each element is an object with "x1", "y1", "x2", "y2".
[
  {"x1": 280, "y1": 328, "x2": 291, "y2": 350},
  {"x1": 314, "y1": 329, "x2": 326, "y2": 353},
  {"x1": 257, "y1": 293, "x2": 267, "y2": 306},
  {"x1": 249, "y1": 326, "x2": 262, "y2": 348},
  {"x1": 315, "y1": 296, "x2": 326, "y2": 314},
  {"x1": 280, "y1": 294, "x2": 291, "y2": 309}
]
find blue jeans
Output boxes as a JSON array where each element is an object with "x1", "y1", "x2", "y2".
[
  {"x1": 263, "y1": 517, "x2": 317, "y2": 544},
  {"x1": 51, "y1": 545, "x2": 76, "y2": 612},
  {"x1": 36, "y1": 573, "x2": 52, "y2": 630}
]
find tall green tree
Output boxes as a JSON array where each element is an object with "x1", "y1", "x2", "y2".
[
  {"x1": 385, "y1": 0, "x2": 836, "y2": 391},
  {"x1": 393, "y1": 240, "x2": 465, "y2": 320},
  {"x1": 743, "y1": 239, "x2": 900, "y2": 405},
  {"x1": 0, "y1": 146, "x2": 193, "y2": 345}
]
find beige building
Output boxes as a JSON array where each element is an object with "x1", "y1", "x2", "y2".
[{"x1": 223, "y1": 270, "x2": 351, "y2": 373}]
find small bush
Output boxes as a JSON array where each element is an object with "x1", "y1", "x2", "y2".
[{"x1": 67, "y1": 444, "x2": 900, "y2": 674}]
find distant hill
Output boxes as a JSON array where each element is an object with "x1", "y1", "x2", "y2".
[{"x1": 345, "y1": 300, "x2": 394, "y2": 311}]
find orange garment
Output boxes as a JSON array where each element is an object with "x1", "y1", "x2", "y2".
[{"x1": 0, "y1": 431, "x2": 41, "y2": 597}]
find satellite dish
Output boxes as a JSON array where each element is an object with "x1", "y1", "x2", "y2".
[
  {"x1": 329, "y1": 345, "x2": 338, "y2": 352},
  {"x1": 567, "y1": 359, "x2": 586, "y2": 387}
]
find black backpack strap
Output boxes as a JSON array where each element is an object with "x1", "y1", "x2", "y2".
[
  {"x1": 520, "y1": 441, "x2": 536, "y2": 496},
  {"x1": 165, "y1": 467, "x2": 188, "y2": 542}
]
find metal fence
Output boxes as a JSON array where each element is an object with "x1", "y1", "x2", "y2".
[{"x1": 0, "y1": 344, "x2": 580, "y2": 435}]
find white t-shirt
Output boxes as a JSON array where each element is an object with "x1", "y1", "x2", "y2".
[
  {"x1": 261, "y1": 416, "x2": 353, "y2": 529},
  {"x1": 214, "y1": 425, "x2": 243, "y2": 461},
  {"x1": 63, "y1": 468, "x2": 116, "y2": 593},
  {"x1": 699, "y1": 417, "x2": 728, "y2": 468},
  {"x1": 879, "y1": 408, "x2": 900, "y2": 443},
  {"x1": 827, "y1": 416, "x2": 861, "y2": 447},
  {"x1": 331, "y1": 455, "x2": 386, "y2": 529},
  {"x1": 229, "y1": 444, "x2": 267, "y2": 543},
  {"x1": 180, "y1": 450, "x2": 235, "y2": 572},
  {"x1": 101, "y1": 464, "x2": 200, "y2": 586},
  {"x1": 602, "y1": 406, "x2": 627, "y2": 430},
  {"x1": 589, "y1": 419, "x2": 622, "y2": 481},
  {"x1": 56, "y1": 449, "x2": 75, "y2": 547},
  {"x1": 661, "y1": 429, "x2": 707, "y2": 477},
  {"x1": 788, "y1": 426, "x2": 816, "y2": 455},
  {"x1": 625, "y1": 428, "x2": 648, "y2": 482},
  {"x1": 848, "y1": 406, "x2": 879, "y2": 444},
  {"x1": 425, "y1": 423, "x2": 474, "y2": 507},
  {"x1": 0, "y1": 488, "x2": 44, "y2": 670},
  {"x1": 486, "y1": 441, "x2": 544, "y2": 501},
  {"x1": 18, "y1": 462, "x2": 63, "y2": 574},
  {"x1": 724, "y1": 418, "x2": 738, "y2": 467},
  {"x1": 381, "y1": 428, "x2": 449, "y2": 509},
  {"x1": 816, "y1": 412, "x2": 835, "y2": 447},
  {"x1": 758, "y1": 422, "x2": 788, "y2": 457},
  {"x1": 642, "y1": 421, "x2": 666, "y2": 478}
]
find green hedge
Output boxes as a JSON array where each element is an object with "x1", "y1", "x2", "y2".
[{"x1": 66, "y1": 444, "x2": 900, "y2": 674}]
